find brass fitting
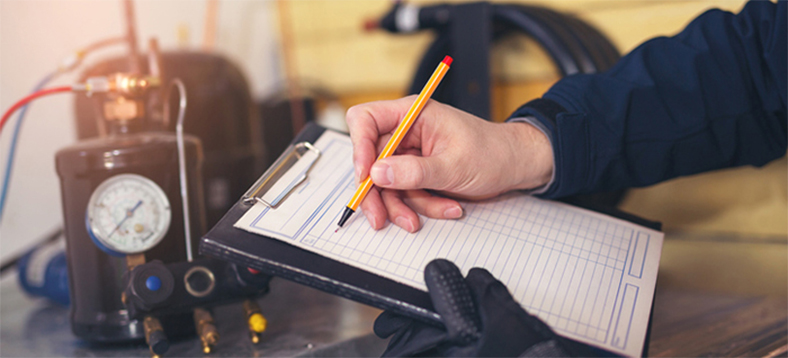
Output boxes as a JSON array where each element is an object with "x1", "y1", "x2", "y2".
[
  {"x1": 143, "y1": 316, "x2": 169, "y2": 358},
  {"x1": 126, "y1": 253, "x2": 146, "y2": 271},
  {"x1": 194, "y1": 308, "x2": 219, "y2": 354},
  {"x1": 74, "y1": 73, "x2": 161, "y2": 97},
  {"x1": 109, "y1": 73, "x2": 161, "y2": 96},
  {"x1": 73, "y1": 74, "x2": 161, "y2": 121},
  {"x1": 242, "y1": 299, "x2": 267, "y2": 344},
  {"x1": 103, "y1": 97, "x2": 144, "y2": 121}
]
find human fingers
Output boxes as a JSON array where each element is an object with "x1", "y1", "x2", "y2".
[
  {"x1": 380, "y1": 189, "x2": 420, "y2": 233},
  {"x1": 375, "y1": 133, "x2": 393, "y2": 160},
  {"x1": 358, "y1": 188, "x2": 387, "y2": 230},
  {"x1": 381, "y1": 136, "x2": 423, "y2": 157},
  {"x1": 402, "y1": 190, "x2": 463, "y2": 219},
  {"x1": 346, "y1": 97, "x2": 418, "y2": 181},
  {"x1": 396, "y1": 148, "x2": 421, "y2": 156},
  {"x1": 370, "y1": 154, "x2": 449, "y2": 191}
]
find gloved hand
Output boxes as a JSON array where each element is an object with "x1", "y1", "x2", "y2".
[{"x1": 374, "y1": 259, "x2": 618, "y2": 357}]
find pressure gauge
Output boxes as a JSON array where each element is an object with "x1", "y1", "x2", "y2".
[{"x1": 86, "y1": 174, "x2": 172, "y2": 255}]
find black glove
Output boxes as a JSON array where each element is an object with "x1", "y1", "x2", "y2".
[{"x1": 374, "y1": 259, "x2": 618, "y2": 357}]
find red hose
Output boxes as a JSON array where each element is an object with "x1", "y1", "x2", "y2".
[{"x1": 0, "y1": 86, "x2": 72, "y2": 133}]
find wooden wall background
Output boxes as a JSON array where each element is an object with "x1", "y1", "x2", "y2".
[
  {"x1": 281, "y1": 0, "x2": 746, "y2": 119},
  {"x1": 264, "y1": 0, "x2": 788, "y2": 296},
  {"x1": 278, "y1": 0, "x2": 786, "y2": 240}
]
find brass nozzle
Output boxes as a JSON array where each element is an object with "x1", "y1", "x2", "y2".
[
  {"x1": 76, "y1": 74, "x2": 161, "y2": 97},
  {"x1": 143, "y1": 316, "x2": 162, "y2": 342},
  {"x1": 111, "y1": 73, "x2": 161, "y2": 95},
  {"x1": 243, "y1": 299, "x2": 267, "y2": 344},
  {"x1": 143, "y1": 316, "x2": 169, "y2": 358},
  {"x1": 194, "y1": 308, "x2": 219, "y2": 354}
]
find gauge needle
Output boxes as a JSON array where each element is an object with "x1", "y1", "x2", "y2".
[{"x1": 108, "y1": 200, "x2": 143, "y2": 238}]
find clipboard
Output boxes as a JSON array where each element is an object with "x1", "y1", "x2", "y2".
[
  {"x1": 200, "y1": 122, "x2": 439, "y2": 324},
  {"x1": 199, "y1": 122, "x2": 660, "y2": 356}
]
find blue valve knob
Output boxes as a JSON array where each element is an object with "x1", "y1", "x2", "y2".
[{"x1": 145, "y1": 276, "x2": 162, "y2": 291}]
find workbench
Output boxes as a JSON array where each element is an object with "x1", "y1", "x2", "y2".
[{"x1": 1, "y1": 244, "x2": 786, "y2": 357}]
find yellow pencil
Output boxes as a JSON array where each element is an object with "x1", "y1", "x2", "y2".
[{"x1": 337, "y1": 55, "x2": 453, "y2": 229}]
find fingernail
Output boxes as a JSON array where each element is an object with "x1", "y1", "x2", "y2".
[
  {"x1": 395, "y1": 216, "x2": 415, "y2": 233},
  {"x1": 370, "y1": 163, "x2": 393, "y2": 186},
  {"x1": 355, "y1": 166, "x2": 362, "y2": 183},
  {"x1": 444, "y1": 206, "x2": 463, "y2": 219},
  {"x1": 365, "y1": 211, "x2": 378, "y2": 228}
]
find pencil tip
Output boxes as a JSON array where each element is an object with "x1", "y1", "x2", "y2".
[{"x1": 334, "y1": 228, "x2": 339, "y2": 233}]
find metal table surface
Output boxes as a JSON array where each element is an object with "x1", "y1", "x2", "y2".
[
  {"x1": 0, "y1": 272, "x2": 387, "y2": 357},
  {"x1": 2, "y1": 260, "x2": 786, "y2": 357}
]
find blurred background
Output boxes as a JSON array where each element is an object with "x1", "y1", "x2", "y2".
[{"x1": 1, "y1": 0, "x2": 785, "y2": 298}]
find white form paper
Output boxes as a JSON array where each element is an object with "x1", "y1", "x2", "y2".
[{"x1": 235, "y1": 130, "x2": 663, "y2": 357}]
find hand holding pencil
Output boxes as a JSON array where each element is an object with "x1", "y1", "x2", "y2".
[
  {"x1": 343, "y1": 57, "x2": 555, "y2": 233},
  {"x1": 338, "y1": 56, "x2": 453, "y2": 230}
]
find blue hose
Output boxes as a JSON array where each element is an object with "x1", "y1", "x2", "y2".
[{"x1": 0, "y1": 72, "x2": 58, "y2": 222}]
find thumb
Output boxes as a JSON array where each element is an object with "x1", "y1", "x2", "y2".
[
  {"x1": 424, "y1": 259, "x2": 482, "y2": 345},
  {"x1": 370, "y1": 155, "x2": 446, "y2": 190}
]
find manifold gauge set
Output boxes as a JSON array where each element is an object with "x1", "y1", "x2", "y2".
[{"x1": 0, "y1": 6, "x2": 274, "y2": 352}]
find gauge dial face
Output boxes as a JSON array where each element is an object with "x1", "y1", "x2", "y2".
[{"x1": 86, "y1": 174, "x2": 171, "y2": 254}]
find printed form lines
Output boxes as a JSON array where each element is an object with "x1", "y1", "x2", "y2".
[
  {"x1": 296, "y1": 163, "x2": 637, "y2": 346},
  {"x1": 237, "y1": 132, "x2": 659, "y2": 357}
]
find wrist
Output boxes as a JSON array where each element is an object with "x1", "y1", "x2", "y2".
[{"x1": 503, "y1": 121, "x2": 554, "y2": 191}]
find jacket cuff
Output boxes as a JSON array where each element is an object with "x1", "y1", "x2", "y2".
[{"x1": 508, "y1": 98, "x2": 590, "y2": 199}]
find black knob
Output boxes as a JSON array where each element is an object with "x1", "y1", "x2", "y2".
[{"x1": 126, "y1": 260, "x2": 175, "y2": 311}]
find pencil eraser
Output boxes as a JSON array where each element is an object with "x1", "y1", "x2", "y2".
[{"x1": 442, "y1": 55, "x2": 453, "y2": 66}]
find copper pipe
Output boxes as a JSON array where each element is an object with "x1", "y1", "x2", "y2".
[
  {"x1": 202, "y1": 0, "x2": 219, "y2": 50},
  {"x1": 123, "y1": 0, "x2": 142, "y2": 74},
  {"x1": 276, "y1": 0, "x2": 306, "y2": 135}
]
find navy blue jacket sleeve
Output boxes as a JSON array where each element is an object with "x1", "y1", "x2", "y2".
[{"x1": 509, "y1": 0, "x2": 787, "y2": 199}]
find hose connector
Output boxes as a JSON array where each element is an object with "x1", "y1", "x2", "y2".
[
  {"x1": 243, "y1": 299, "x2": 267, "y2": 344},
  {"x1": 73, "y1": 74, "x2": 161, "y2": 97}
]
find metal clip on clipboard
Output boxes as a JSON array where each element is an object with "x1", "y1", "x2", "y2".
[{"x1": 242, "y1": 142, "x2": 321, "y2": 208}]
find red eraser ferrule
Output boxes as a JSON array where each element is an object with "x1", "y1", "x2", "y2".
[{"x1": 442, "y1": 55, "x2": 453, "y2": 66}]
